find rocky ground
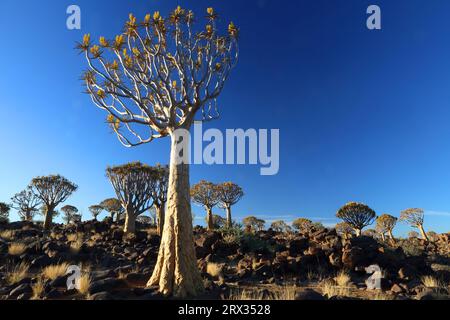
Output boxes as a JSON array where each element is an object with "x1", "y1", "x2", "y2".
[{"x1": 0, "y1": 219, "x2": 449, "y2": 300}]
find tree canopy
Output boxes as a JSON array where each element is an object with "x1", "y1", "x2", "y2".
[{"x1": 336, "y1": 202, "x2": 376, "y2": 236}]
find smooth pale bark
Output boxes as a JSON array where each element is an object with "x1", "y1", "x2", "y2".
[
  {"x1": 380, "y1": 233, "x2": 386, "y2": 241},
  {"x1": 225, "y1": 205, "x2": 232, "y2": 229},
  {"x1": 124, "y1": 212, "x2": 136, "y2": 234},
  {"x1": 388, "y1": 230, "x2": 395, "y2": 241},
  {"x1": 418, "y1": 225, "x2": 429, "y2": 241},
  {"x1": 206, "y1": 207, "x2": 214, "y2": 231},
  {"x1": 43, "y1": 205, "x2": 55, "y2": 230},
  {"x1": 355, "y1": 229, "x2": 362, "y2": 237},
  {"x1": 148, "y1": 133, "x2": 203, "y2": 297},
  {"x1": 156, "y1": 205, "x2": 165, "y2": 236}
]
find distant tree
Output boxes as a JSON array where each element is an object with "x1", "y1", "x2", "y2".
[
  {"x1": 426, "y1": 231, "x2": 439, "y2": 242},
  {"x1": 270, "y1": 220, "x2": 292, "y2": 233},
  {"x1": 211, "y1": 214, "x2": 226, "y2": 229},
  {"x1": 217, "y1": 182, "x2": 244, "y2": 229},
  {"x1": 335, "y1": 222, "x2": 355, "y2": 239},
  {"x1": 137, "y1": 215, "x2": 153, "y2": 225},
  {"x1": 292, "y1": 218, "x2": 313, "y2": 234},
  {"x1": 376, "y1": 214, "x2": 397, "y2": 242},
  {"x1": 151, "y1": 165, "x2": 169, "y2": 236},
  {"x1": 11, "y1": 187, "x2": 42, "y2": 221},
  {"x1": 0, "y1": 202, "x2": 10, "y2": 223},
  {"x1": 106, "y1": 162, "x2": 156, "y2": 234},
  {"x1": 336, "y1": 202, "x2": 376, "y2": 237},
  {"x1": 242, "y1": 216, "x2": 265, "y2": 232},
  {"x1": 148, "y1": 207, "x2": 157, "y2": 226},
  {"x1": 71, "y1": 214, "x2": 82, "y2": 224},
  {"x1": 31, "y1": 175, "x2": 78, "y2": 230},
  {"x1": 89, "y1": 205, "x2": 104, "y2": 221},
  {"x1": 78, "y1": 6, "x2": 239, "y2": 297},
  {"x1": 191, "y1": 181, "x2": 220, "y2": 231},
  {"x1": 61, "y1": 205, "x2": 79, "y2": 225},
  {"x1": 408, "y1": 231, "x2": 419, "y2": 239},
  {"x1": 363, "y1": 228, "x2": 379, "y2": 239},
  {"x1": 100, "y1": 198, "x2": 124, "y2": 221},
  {"x1": 311, "y1": 222, "x2": 325, "y2": 231},
  {"x1": 400, "y1": 208, "x2": 428, "y2": 241}
]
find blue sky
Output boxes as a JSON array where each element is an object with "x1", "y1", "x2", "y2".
[{"x1": 1, "y1": 0, "x2": 450, "y2": 236}]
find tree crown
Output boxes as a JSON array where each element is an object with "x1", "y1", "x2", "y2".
[
  {"x1": 31, "y1": 175, "x2": 78, "y2": 207},
  {"x1": 79, "y1": 6, "x2": 239, "y2": 147},
  {"x1": 336, "y1": 202, "x2": 376, "y2": 231}
]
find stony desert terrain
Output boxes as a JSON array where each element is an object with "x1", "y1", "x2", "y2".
[{"x1": 0, "y1": 219, "x2": 449, "y2": 300}]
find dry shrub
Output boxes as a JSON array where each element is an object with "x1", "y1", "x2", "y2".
[
  {"x1": 0, "y1": 230, "x2": 15, "y2": 240},
  {"x1": 8, "y1": 242, "x2": 27, "y2": 256},
  {"x1": 31, "y1": 277, "x2": 46, "y2": 300},
  {"x1": 6, "y1": 262, "x2": 30, "y2": 285},
  {"x1": 42, "y1": 263, "x2": 70, "y2": 280},
  {"x1": 206, "y1": 263, "x2": 222, "y2": 278}
]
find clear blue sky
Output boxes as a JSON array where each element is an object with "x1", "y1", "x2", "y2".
[{"x1": 1, "y1": 0, "x2": 450, "y2": 236}]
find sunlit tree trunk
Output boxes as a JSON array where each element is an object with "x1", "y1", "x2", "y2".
[
  {"x1": 156, "y1": 205, "x2": 165, "y2": 237},
  {"x1": 124, "y1": 211, "x2": 136, "y2": 234},
  {"x1": 148, "y1": 133, "x2": 203, "y2": 297},
  {"x1": 206, "y1": 207, "x2": 214, "y2": 231},
  {"x1": 388, "y1": 230, "x2": 395, "y2": 242},
  {"x1": 225, "y1": 205, "x2": 232, "y2": 229},
  {"x1": 355, "y1": 229, "x2": 362, "y2": 237},
  {"x1": 43, "y1": 205, "x2": 55, "y2": 230},
  {"x1": 418, "y1": 225, "x2": 429, "y2": 241}
]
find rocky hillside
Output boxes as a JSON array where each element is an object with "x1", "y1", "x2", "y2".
[{"x1": 0, "y1": 220, "x2": 448, "y2": 300}]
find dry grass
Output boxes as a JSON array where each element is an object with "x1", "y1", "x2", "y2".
[
  {"x1": 6, "y1": 262, "x2": 30, "y2": 285},
  {"x1": 320, "y1": 280, "x2": 351, "y2": 298},
  {"x1": 0, "y1": 230, "x2": 15, "y2": 240},
  {"x1": 8, "y1": 242, "x2": 27, "y2": 256},
  {"x1": 70, "y1": 238, "x2": 84, "y2": 253},
  {"x1": 77, "y1": 273, "x2": 91, "y2": 296},
  {"x1": 42, "y1": 263, "x2": 70, "y2": 280},
  {"x1": 206, "y1": 263, "x2": 222, "y2": 278},
  {"x1": 31, "y1": 277, "x2": 46, "y2": 300},
  {"x1": 421, "y1": 276, "x2": 444, "y2": 289},
  {"x1": 334, "y1": 271, "x2": 351, "y2": 287},
  {"x1": 228, "y1": 285, "x2": 297, "y2": 300},
  {"x1": 372, "y1": 292, "x2": 395, "y2": 300}
]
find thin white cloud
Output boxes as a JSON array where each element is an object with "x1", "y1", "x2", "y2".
[{"x1": 425, "y1": 210, "x2": 450, "y2": 217}]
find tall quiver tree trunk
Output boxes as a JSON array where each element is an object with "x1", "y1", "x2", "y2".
[
  {"x1": 418, "y1": 225, "x2": 429, "y2": 241},
  {"x1": 206, "y1": 207, "x2": 214, "y2": 231},
  {"x1": 148, "y1": 132, "x2": 203, "y2": 297},
  {"x1": 43, "y1": 205, "x2": 55, "y2": 230},
  {"x1": 124, "y1": 210, "x2": 136, "y2": 234},
  {"x1": 156, "y1": 205, "x2": 165, "y2": 236},
  {"x1": 225, "y1": 205, "x2": 232, "y2": 229}
]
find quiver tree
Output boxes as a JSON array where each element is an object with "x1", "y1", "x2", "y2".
[
  {"x1": 335, "y1": 222, "x2": 355, "y2": 239},
  {"x1": 270, "y1": 220, "x2": 292, "y2": 233},
  {"x1": 79, "y1": 6, "x2": 238, "y2": 297},
  {"x1": 376, "y1": 214, "x2": 397, "y2": 242},
  {"x1": 292, "y1": 218, "x2": 313, "y2": 234},
  {"x1": 151, "y1": 165, "x2": 169, "y2": 236},
  {"x1": 191, "y1": 180, "x2": 220, "y2": 231},
  {"x1": 217, "y1": 182, "x2": 244, "y2": 229},
  {"x1": 211, "y1": 214, "x2": 226, "y2": 229},
  {"x1": 0, "y1": 202, "x2": 10, "y2": 223},
  {"x1": 61, "y1": 205, "x2": 79, "y2": 225},
  {"x1": 31, "y1": 175, "x2": 78, "y2": 230},
  {"x1": 336, "y1": 202, "x2": 376, "y2": 237},
  {"x1": 242, "y1": 216, "x2": 265, "y2": 232},
  {"x1": 11, "y1": 187, "x2": 42, "y2": 221},
  {"x1": 106, "y1": 162, "x2": 156, "y2": 234},
  {"x1": 400, "y1": 208, "x2": 428, "y2": 241},
  {"x1": 89, "y1": 205, "x2": 104, "y2": 221},
  {"x1": 100, "y1": 198, "x2": 124, "y2": 221}
]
